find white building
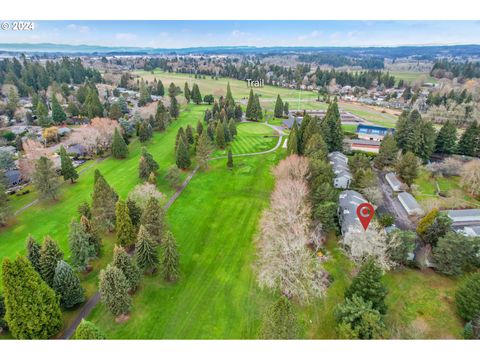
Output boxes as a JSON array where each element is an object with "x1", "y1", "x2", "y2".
[
  {"x1": 398, "y1": 192, "x2": 424, "y2": 216},
  {"x1": 385, "y1": 172, "x2": 403, "y2": 192}
]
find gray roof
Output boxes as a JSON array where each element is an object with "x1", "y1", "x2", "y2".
[
  {"x1": 0, "y1": 146, "x2": 16, "y2": 154},
  {"x1": 338, "y1": 190, "x2": 367, "y2": 233},
  {"x1": 5, "y1": 169, "x2": 21, "y2": 187},
  {"x1": 447, "y1": 209, "x2": 480, "y2": 222},
  {"x1": 328, "y1": 152, "x2": 352, "y2": 186},
  {"x1": 398, "y1": 192, "x2": 423, "y2": 213},
  {"x1": 385, "y1": 172, "x2": 403, "y2": 189}
]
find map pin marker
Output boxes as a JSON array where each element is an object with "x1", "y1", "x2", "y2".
[{"x1": 356, "y1": 202, "x2": 375, "y2": 231}]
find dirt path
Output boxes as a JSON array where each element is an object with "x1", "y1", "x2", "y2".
[{"x1": 61, "y1": 123, "x2": 283, "y2": 339}]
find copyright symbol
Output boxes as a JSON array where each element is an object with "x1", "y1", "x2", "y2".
[{"x1": 1, "y1": 22, "x2": 10, "y2": 30}]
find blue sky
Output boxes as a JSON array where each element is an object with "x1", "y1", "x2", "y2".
[{"x1": 2, "y1": 21, "x2": 480, "y2": 48}]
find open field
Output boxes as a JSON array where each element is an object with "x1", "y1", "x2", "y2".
[
  {"x1": 135, "y1": 70, "x2": 399, "y2": 128},
  {"x1": 388, "y1": 71, "x2": 438, "y2": 85},
  {"x1": 88, "y1": 152, "x2": 283, "y2": 339},
  {"x1": 0, "y1": 105, "x2": 210, "y2": 290}
]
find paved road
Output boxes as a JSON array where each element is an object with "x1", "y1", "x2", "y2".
[
  {"x1": 377, "y1": 170, "x2": 415, "y2": 231},
  {"x1": 61, "y1": 121, "x2": 283, "y2": 339}
]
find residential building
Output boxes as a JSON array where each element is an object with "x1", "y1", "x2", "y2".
[
  {"x1": 447, "y1": 209, "x2": 480, "y2": 237},
  {"x1": 338, "y1": 190, "x2": 367, "y2": 234},
  {"x1": 398, "y1": 192, "x2": 424, "y2": 216},
  {"x1": 348, "y1": 124, "x2": 395, "y2": 153},
  {"x1": 328, "y1": 151, "x2": 352, "y2": 189},
  {"x1": 385, "y1": 172, "x2": 403, "y2": 192}
]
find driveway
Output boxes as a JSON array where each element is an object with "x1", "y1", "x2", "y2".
[{"x1": 377, "y1": 170, "x2": 416, "y2": 231}]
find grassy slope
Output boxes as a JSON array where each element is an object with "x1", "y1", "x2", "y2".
[
  {"x1": 388, "y1": 71, "x2": 438, "y2": 85},
  {"x1": 88, "y1": 152, "x2": 282, "y2": 339},
  {"x1": 0, "y1": 105, "x2": 209, "y2": 289}
]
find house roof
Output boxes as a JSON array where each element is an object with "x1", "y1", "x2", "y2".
[
  {"x1": 328, "y1": 151, "x2": 352, "y2": 183},
  {"x1": 356, "y1": 124, "x2": 394, "y2": 136},
  {"x1": 339, "y1": 190, "x2": 367, "y2": 233},
  {"x1": 385, "y1": 172, "x2": 403, "y2": 188},
  {"x1": 398, "y1": 192, "x2": 422, "y2": 212},
  {"x1": 5, "y1": 169, "x2": 21, "y2": 187},
  {"x1": 447, "y1": 209, "x2": 480, "y2": 223}
]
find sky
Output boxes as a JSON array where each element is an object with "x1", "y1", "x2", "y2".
[{"x1": 1, "y1": 20, "x2": 480, "y2": 48}]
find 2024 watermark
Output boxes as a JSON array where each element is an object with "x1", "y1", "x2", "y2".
[{"x1": 1, "y1": 21, "x2": 35, "y2": 31}]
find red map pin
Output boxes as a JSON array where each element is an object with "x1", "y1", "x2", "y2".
[{"x1": 356, "y1": 202, "x2": 375, "y2": 231}]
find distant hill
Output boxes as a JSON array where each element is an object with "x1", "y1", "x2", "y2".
[{"x1": 1, "y1": 43, "x2": 480, "y2": 59}]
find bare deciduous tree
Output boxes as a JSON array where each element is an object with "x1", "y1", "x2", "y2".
[
  {"x1": 128, "y1": 183, "x2": 165, "y2": 210},
  {"x1": 256, "y1": 156, "x2": 328, "y2": 304},
  {"x1": 461, "y1": 159, "x2": 480, "y2": 197}
]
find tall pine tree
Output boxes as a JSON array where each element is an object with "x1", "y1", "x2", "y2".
[
  {"x1": 99, "y1": 264, "x2": 131, "y2": 317},
  {"x1": 161, "y1": 231, "x2": 179, "y2": 282},
  {"x1": 39, "y1": 236, "x2": 64, "y2": 287},
  {"x1": 135, "y1": 225, "x2": 158, "y2": 274},
  {"x1": 53, "y1": 260, "x2": 85, "y2": 308},
  {"x1": 115, "y1": 200, "x2": 136, "y2": 248},
  {"x1": 111, "y1": 127, "x2": 128, "y2": 159},
  {"x1": 59, "y1": 145, "x2": 78, "y2": 183}
]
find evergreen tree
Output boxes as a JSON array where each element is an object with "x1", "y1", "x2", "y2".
[
  {"x1": 78, "y1": 201, "x2": 91, "y2": 219},
  {"x1": 91, "y1": 169, "x2": 118, "y2": 232},
  {"x1": 374, "y1": 134, "x2": 398, "y2": 169},
  {"x1": 246, "y1": 89, "x2": 257, "y2": 120},
  {"x1": 185, "y1": 124, "x2": 195, "y2": 145},
  {"x1": 36, "y1": 101, "x2": 49, "y2": 126},
  {"x1": 345, "y1": 259, "x2": 388, "y2": 314},
  {"x1": 226, "y1": 82, "x2": 235, "y2": 106},
  {"x1": 196, "y1": 120, "x2": 204, "y2": 136},
  {"x1": 184, "y1": 82, "x2": 191, "y2": 103},
  {"x1": 156, "y1": 80, "x2": 164, "y2": 97},
  {"x1": 113, "y1": 245, "x2": 141, "y2": 292},
  {"x1": 138, "y1": 121, "x2": 153, "y2": 142},
  {"x1": 26, "y1": 235, "x2": 41, "y2": 273},
  {"x1": 39, "y1": 236, "x2": 64, "y2": 287},
  {"x1": 32, "y1": 156, "x2": 60, "y2": 201},
  {"x1": 115, "y1": 200, "x2": 136, "y2": 248},
  {"x1": 68, "y1": 219, "x2": 95, "y2": 272},
  {"x1": 126, "y1": 198, "x2": 142, "y2": 230},
  {"x1": 51, "y1": 95, "x2": 67, "y2": 124},
  {"x1": 84, "y1": 87, "x2": 104, "y2": 118},
  {"x1": 196, "y1": 132, "x2": 212, "y2": 170},
  {"x1": 59, "y1": 145, "x2": 78, "y2": 183},
  {"x1": 154, "y1": 101, "x2": 168, "y2": 131},
  {"x1": 274, "y1": 94, "x2": 284, "y2": 118},
  {"x1": 73, "y1": 319, "x2": 106, "y2": 340},
  {"x1": 335, "y1": 295, "x2": 385, "y2": 340},
  {"x1": 435, "y1": 120, "x2": 457, "y2": 154},
  {"x1": 227, "y1": 149, "x2": 234, "y2": 169},
  {"x1": 108, "y1": 102, "x2": 122, "y2": 120},
  {"x1": 80, "y1": 215, "x2": 101, "y2": 256},
  {"x1": 111, "y1": 128, "x2": 128, "y2": 159},
  {"x1": 283, "y1": 101, "x2": 289, "y2": 116},
  {"x1": 287, "y1": 127, "x2": 299, "y2": 155},
  {"x1": 138, "y1": 147, "x2": 159, "y2": 180},
  {"x1": 322, "y1": 100, "x2": 343, "y2": 151},
  {"x1": 395, "y1": 151, "x2": 419, "y2": 187},
  {"x1": 304, "y1": 132, "x2": 328, "y2": 161},
  {"x1": 254, "y1": 94, "x2": 263, "y2": 120},
  {"x1": 2, "y1": 256, "x2": 62, "y2": 339},
  {"x1": 433, "y1": 232, "x2": 480, "y2": 276},
  {"x1": 99, "y1": 264, "x2": 131, "y2": 317},
  {"x1": 52, "y1": 260, "x2": 85, "y2": 308},
  {"x1": 228, "y1": 118, "x2": 237, "y2": 138},
  {"x1": 140, "y1": 197, "x2": 165, "y2": 242},
  {"x1": 457, "y1": 122, "x2": 478, "y2": 157},
  {"x1": 175, "y1": 137, "x2": 191, "y2": 169},
  {"x1": 191, "y1": 83, "x2": 202, "y2": 104},
  {"x1": 456, "y1": 273, "x2": 480, "y2": 321},
  {"x1": 161, "y1": 231, "x2": 179, "y2": 282},
  {"x1": 216, "y1": 121, "x2": 226, "y2": 149},
  {"x1": 416, "y1": 208, "x2": 439, "y2": 237},
  {"x1": 223, "y1": 119, "x2": 231, "y2": 142},
  {"x1": 135, "y1": 225, "x2": 158, "y2": 274},
  {"x1": 260, "y1": 296, "x2": 299, "y2": 339}
]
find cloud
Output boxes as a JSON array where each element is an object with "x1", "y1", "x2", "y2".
[
  {"x1": 66, "y1": 23, "x2": 90, "y2": 33},
  {"x1": 297, "y1": 30, "x2": 321, "y2": 41},
  {"x1": 231, "y1": 30, "x2": 251, "y2": 38},
  {"x1": 115, "y1": 33, "x2": 137, "y2": 41}
]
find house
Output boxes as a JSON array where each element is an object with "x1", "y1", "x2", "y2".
[
  {"x1": 349, "y1": 124, "x2": 395, "y2": 153},
  {"x1": 57, "y1": 127, "x2": 72, "y2": 136},
  {"x1": 398, "y1": 192, "x2": 424, "y2": 216},
  {"x1": 328, "y1": 151, "x2": 352, "y2": 189},
  {"x1": 447, "y1": 209, "x2": 480, "y2": 237},
  {"x1": 0, "y1": 145, "x2": 16, "y2": 155},
  {"x1": 338, "y1": 190, "x2": 367, "y2": 234},
  {"x1": 356, "y1": 124, "x2": 394, "y2": 142},
  {"x1": 385, "y1": 172, "x2": 403, "y2": 192},
  {"x1": 67, "y1": 144, "x2": 87, "y2": 158},
  {"x1": 5, "y1": 169, "x2": 22, "y2": 188}
]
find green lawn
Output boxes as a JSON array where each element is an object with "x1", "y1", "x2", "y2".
[
  {"x1": 212, "y1": 122, "x2": 278, "y2": 157},
  {"x1": 0, "y1": 105, "x2": 209, "y2": 290},
  {"x1": 88, "y1": 152, "x2": 283, "y2": 339},
  {"x1": 388, "y1": 71, "x2": 438, "y2": 85}
]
